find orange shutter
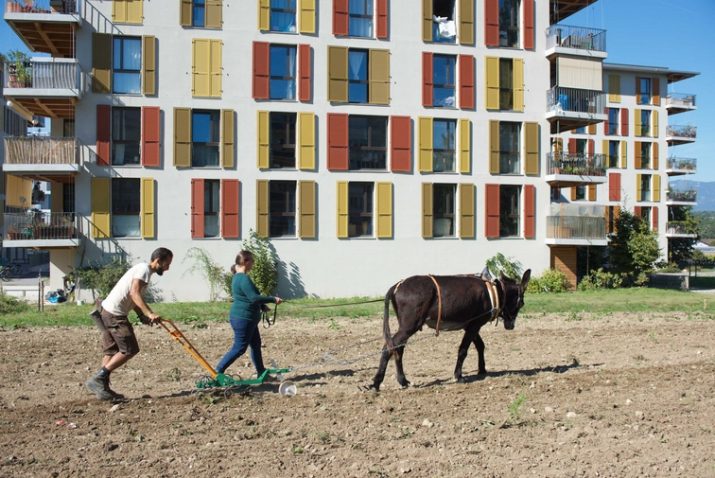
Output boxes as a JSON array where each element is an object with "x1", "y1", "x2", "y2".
[
  {"x1": 299, "y1": 44, "x2": 312, "y2": 102},
  {"x1": 485, "y1": 184, "x2": 500, "y2": 238},
  {"x1": 524, "y1": 184, "x2": 535, "y2": 239},
  {"x1": 459, "y1": 55, "x2": 475, "y2": 110},
  {"x1": 333, "y1": 0, "x2": 348, "y2": 35},
  {"x1": 484, "y1": 0, "x2": 499, "y2": 47},
  {"x1": 141, "y1": 106, "x2": 160, "y2": 167},
  {"x1": 653, "y1": 78, "x2": 660, "y2": 105},
  {"x1": 253, "y1": 42, "x2": 270, "y2": 99},
  {"x1": 652, "y1": 206, "x2": 659, "y2": 231},
  {"x1": 191, "y1": 179, "x2": 205, "y2": 238},
  {"x1": 422, "y1": 52, "x2": 433, "y2": 107},
  {"x1": 221, "y1": 179, "x2": 240, "y2": 239},
  {"x1": 608, "y1": 172, "x2": 621, "y2": 201},
  {"x1": 376, "y1": 0, "x2": 388, "y2": 39},
  {"x1": 327, "y1": 113, "x2": 349, "y2": 170},
  {"x1": 621, "y1": 108, "x2": 629, "y2": 136},
  {"x1": 391, "y1": 116, "x2": 411, "y2": 172},
  {"x1": 523, "y1": 0, "x2": 534, "y2": 49},
  {"x1": 96, "y1": 105, "x2": 111, "y2": 166}
]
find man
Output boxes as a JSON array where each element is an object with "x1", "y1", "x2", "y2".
[{"x1": 85, "y1": 247, "x2": 173, "y2": 401}]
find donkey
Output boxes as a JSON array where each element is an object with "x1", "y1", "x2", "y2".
[{"x1": 367, "y1": 270, "x2": 530, "y2": 391}]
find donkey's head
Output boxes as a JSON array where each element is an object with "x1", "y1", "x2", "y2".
[{"x1": 499, "y1": 269, "x2": 531, "y2": 330}]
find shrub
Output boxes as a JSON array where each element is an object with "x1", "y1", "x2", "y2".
[
  {"x1": 0, "y1": 292, "x2": 30, "y2": 315},
  {"x1": 577, "y1": 268, "x2": 624, "y2": 291},
  {"x1": 485, "y1": 253, "x2": 523, "y2": 280},
  {"x1": 527, "y1": 269, "x2": 569, "y2": 293},
  {"x1": 241, "y1": 230, "x2": 278, "y2": 295},
  {"x1": 72, "y1": 260, "x2": 130, "y2": 298},
  {"x1": 184, "y1": 248, "x2": 227, "y2": 302}
]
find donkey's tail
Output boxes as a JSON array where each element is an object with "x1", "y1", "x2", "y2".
[{"x1": 383, "y1": 283, "x2": 398, "y2": 353}]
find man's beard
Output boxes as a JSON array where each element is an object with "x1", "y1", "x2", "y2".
[{"x1": 156, "y1": 267, "x2": 164, "y2": 276}]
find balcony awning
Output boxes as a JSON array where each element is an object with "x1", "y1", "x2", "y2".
[
  {"x1": 549, "y1": 0, "x2": 596, "y2": 24},
  {"x1": 4, "y1": 13, "x2": 79, "y2": 58},
  {"x1": 5, "y1": 96, "x2": 76, "y2": 119}
]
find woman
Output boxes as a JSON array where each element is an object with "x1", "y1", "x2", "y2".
[{"x1": 216, "y1": 250, "x2": 282, "y2": 376}]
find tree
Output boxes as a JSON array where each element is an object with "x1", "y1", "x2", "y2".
[
  {"x1": 241, "y1": 230, "x2": 278, "y2": 295},
  {"x1": 607, "y1": 210, "x2": 660, "y2": 285},
  {"x1": 668, "y1": 207, "x2": 699, "y2": 265}
]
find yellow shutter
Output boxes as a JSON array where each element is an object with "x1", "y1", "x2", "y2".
[
  {"x1": 422, "y1": 183, "x2": 433, "y2": 238},
  {"x1": 221, "y1": 109, "x2": 234, "y2": 168},
  {"x1": 513, "y1": 58, "x2": 524, "y2": 112},
  {"x1": 258, "y1": 0, "x2": 270, "y2": 30},
  {"x1": 602, "y1": 140, "x2": 609, "y2": 167},
  {"x1": 588, "y1": 184, "x2": 596, "y2": 202},
  {"x1": 620, "y1": 140, "x2": 627, "y2": 169},
  {"x1": 588, "y1": 123, "x2": 596, "y2": 135},
  {"x1": 608, "y1": 74, "x2": 621, "y2": 103},
  {"x1": 459, "y1": 0, "x2": 474, "y2": 45},
  {"x1": 5, "y1": 176, "x2": 32, "y2": 208},
  {"x1": 141, "y1": 177, "x2": 155, "y2": 239},
  {"x1": 525, "y1": 122, "x2": 539, "y2": 176},
  {"x1": 174, "y1": 108, "x2": 191, "y2": 168},
  {"x1": 257, "y1": 180, "x2": 269, "y2": 238},
  {"x1": 653, "y1": 142, "x2": 659, "y2": 170},
  {"x1": 486, "y1": 57, "x2": 499, "y2": 110},
  {"x1": 636, "y1": 174, "x2": 642, "y2": 201},
  {"x1": 192, "y1": 39, "x2": 210, "y2": 97},
  {"x1": 337, "y1": 181, "x2": 349, "y2": 238},
  {"x1": 634, "y1": 141, "x2": 642, "y2": 169},
  {"x1": 459, "y1": 119, "x2": 471, "y2": 174},
  {"x1": 180, "y1": 0, "x2": 192, "y2": 26},
  {"x1": 299, "y1": 180, "x2": 316, "y2": 239},
  {"x1": 634, "y1": 109, "x2": 642, "y2": 137},
  {"x1": 127, "y1": 0, "x2": 143, "y2": 24},
  {"x1": 205, "y1": 0, "x2": 222, "y2": 28},
  {"x1": 570, "y1": 187, "x2": 577, "y2": 201},
  {"x1": 376, "y1": 182, "x2": 393, "y2": 239},
  {"x1": 422, "y1": 0, "x2": 433, "y2": 42},
  {"x1": 489, "y1": 120, "x2": 499, "y2": 174},
  {"x1": 142, "y1": 35, "x2": 156, "y2": 96},
  {"x1": 257, "y1": 111, "x2": 269, "y2": 168},
  {"x1": 299, "y1": 0, "x2": 316, "y2": 34},
  {"x1": 459, "y1": 183, "x2": 475, "y2": 239},
  {"x1": 91, "y1": 178, "x2": 111, "y2": 239},
  {"x1": 369, "y1": 49, "x2": 390, "y2": 105},
  {"x1": 299, "y1": 112, "x2": 315, "y2": 170},
  {"x1": 418, "y1": 117, "x2": 433, "y2": 173},
  {"x1": 328, "y1": 46, "x2": 348, "y2": 102},
  {"x1": 210, "y1": 40, "x2": 222, "y2": 97},
  {"x1": 51, "y1": 183, "x2": 63, "y2": 212},
  {"x1": 112, "y1": 0, "x2": 127, "y2": 23},
  {"x1": 652, "y1": 175, "x2": 661, "y2": 202},
  {"x1": 92, "y1": 33, "x2": 111, "y2": 93},
  {"x1": 652, "y1": 110, "x2": 659, "y2": 138}
]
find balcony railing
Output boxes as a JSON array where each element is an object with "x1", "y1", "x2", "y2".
[
  {"x1": 547, "y1": 152, "x2": 607, "y2": 176},
  {"x1": 666, "y1": 221, "x2": 696, "y2": 236},
  {"x1": 667, "y1": 189, "x2": 697, "y2": 202},
  {"x1": 547, "y1": 216, "x2": 606, "y2": 240},
  {"x1": 666, "y1": 125, "x2": 697, "y2": 139},
  {"x1": 4, "y1": 212, "x2": 79, "y2": 241},
  {"x1": 5, "y1": 0, "x2": 77, "y2": 14},
  {"x1": 666, "y1": 156, "x2": 697, "y2": 172},
  {"x1": 546, "y1": 24, "x2": 606, "y2": 52},
  {"x1": 4, "y1": 136, "x2": 78, "y2": 165},
  {"x1": 665, "y1": 93, "x2": 696, "y2": 109},
  {"x1": 547, "y1": 86, "x2": 605, "y2": 115},
  {"x1": 2, "y1": 58, "x2": 80, "y2": 90}
]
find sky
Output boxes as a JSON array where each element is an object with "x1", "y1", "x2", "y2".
[{"x1": 1, "y1": 0, "x2": 713, "y2": 179}]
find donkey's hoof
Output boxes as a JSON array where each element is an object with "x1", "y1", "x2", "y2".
[
  {"x1": 398, "y1": 380, "x2": 411, "y2": 389},
  {"x1": 455, "y1": 376, "x2": 466, "y2": 384},
  {"x1": 359, "y1": 383, "x2": 379, "y2": 392}
]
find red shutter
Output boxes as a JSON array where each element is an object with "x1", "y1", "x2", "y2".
[
  {"x1": 253, "y1": 42, "x2": 270, "y2": 100},
  {"x1": 608, "y1": 172, "x2": 621, "y2": 201},
  {"x1": 652, "y1": 206, "x2": 659, "y2": 231},
  {"x1": 141, "y1": 106, "x2": 160, "y2": 167},
  {"x1": 621, "y1": 108, "x2": 629, "y2": 136},
  {"x1": 459, "y1": 55, "x2": 475, "y2": 110},
  {"x1": 422, "y1": 52, "x2": 433, "y2": 107},
  {"x1": 653, "y1": 78, "x2": 660, "y2": 106},
  {"x1": 524, "y1": 184, "x2": 535, "y2": 239},
  {"x1": 568, "y1": 139, "x2": 576, "y2": 154},
  {"x1": 485, "y1": 0, "x2": 499, "y2": 47},
  {"x1": 588, "y1": 139, "x2": 594, "y2": 156},
  {"x1": 390, "y1": 116, "x2": 411, "y2": 172},
  {"x1": 299, "y1": 44, "x2": 312, "y2": 102},
  {"x1": 327, "y1": 113, "x2": 349, "y2": 170},
  {"x1": 376, "y1": 0, "x2": 389, "y2": 39},
  {"x1": 485, "y1": 184, "x2": 500, "y2": 239},
  {"x1": 634, "y1": 206, "x2": 642, "y2": 217},
  {"x1": 334, "y1": 0, "x2": 348, "y2": 36},
  {"x1": 191, "y1": 179, "x2": 205, "y2": 238},
  {"x1": 96, "y1": 105, "x2": 110, "y2": 166},
  {"x1": 221, "y1": 179, "x2": 240, "y2": 239},
  {"x1": 604, "y1": 108, "x2": 610, "y2": 135},
  {"x1": 523, "y1": 0, "x2": 534, "y2": 49}
]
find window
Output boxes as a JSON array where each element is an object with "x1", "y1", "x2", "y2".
[
  {"x1": 639, "y1": 206, "x2": 651, "y2": 227},
  {"x1": 574, "y1": 126, "x2": 586, "y2": 135},
  {"x1": 348, "y1": 49, "x2": 369, "y2": 103},
  {"x1": 640, "y1": 142, "x2": 651, "y2": 169},
  {"x1": 640, "y1": 174, "x2": 651, "y2": 201},
  {"x1": 499, "y1": 185, "x2": 520, "y2": 237},
  {"x1": 499, "y1": 0, "x2": 520, "y2": 47},
  {"x1": 499, "y1": 122, "x2": 520, "y2": 174},
  {"x1": 348, "y1": 182, "x2": 373, "y2": 237},
  {"x1": 269, "y1": 180, "x2": 296, "y2": 237},
  {"x1": 111, "y1": 107, "x2": 141, "y2": 165},
  {"x1": 639, "y1": 78, "x2": 651, "y2": 104},
  {"x1": 573, "y1": 185, "x2": 586, "y2": 201},
  {"x1": 192, "y1": 0, "x2": 206, "y2": 26},
  {"x1": 192, "y1": 110, "x2": 220, "y2": 167},
  {"x1": 607, "y1": 108, "x2": 619, "y2": 135},
  {"x1": 112, "y1": 36, "x2": 141, "y2": 94},
  {"x1": 349, "y1": 0, "x2": 373, "y2": 37},
  {"x1": 271, "y1": 0, "x2": 296, "y2": 32},
  {"x1": 204, "y1": 179, "x2": 220, "y2": 237},
  {"x1": 433, "y1": 55, "x2": 456, "y2": 108},
  {"x1": 575, "y1": 138, "x2": 587, "y2": 155},
  {"x1": 640, "y1": 110, "x2": 651, "y2": 137},
  {"x1": 433, "y1": 183, "x2": 456, "y2": 237},
  {"x1": 608, "y1": 140, "x2": 619, "y2": 168},
  {"x1": 349, "y1": 115, "x2": 387, "y2": 170},
  {"x1": 269, "y1": 112, "x2": 296, "y2": 168},
  {"x1": 112, "y1": 178, "x2": 140, "y2": 237},
  {"x1": 433, "y1": 119, "x2": 456, "y2": 172},
  {"x1": 62, "y1": 183, "x2": 75, "y2": 214},
  {"x1": 63, "y1": 119, "x2": 75, "y2": 137},
  {"x1": 499, "y1": 58, "x2": 513, "y2": 110},
  {"x1": 270, "y1": 45, "x2": 296, "y2": 100},
  {"x1": 431, "y1": 0, "x2": 456, "y2": 43}
]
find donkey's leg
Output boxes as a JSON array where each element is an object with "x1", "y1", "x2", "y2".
[
  {"x1": 454, "y1": 326, "x2": 478, "y2": 383},
  {"x1": 369, "y1": 346, "x2": 393, "y2": 391},
  {"x1": 473, "y1": 330, "x2": 487, "y2": 376},
  {"x1": 392, "y1": 329, "x2": 415, "y2": 388}
]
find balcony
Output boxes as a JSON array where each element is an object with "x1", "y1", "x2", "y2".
[
  {"x1": 546, "y1": 86, "x2": 606, "y2": 133},
  {"x1": 545, "y1": 25, "x2": 607, "y2": 59},
  {"x1": 2, "y1": 57, "x2": 82, "y2": 118},
  {"x1": 665, "y1": 93, "x2": 696, "y2": 115},
  {"x1": 665, "y1": 221, "x2": 697, "y2": 238},
  {"x1": 3, "y1": 211, "x2": 81, "y2": 248},
  {"x1": 666, "y1": 125, "x2": 697, "y2": 146},
  {"x1": 4, "y1": 1, "x2": 80, "y2": 58},
  {"x1": 666, "y1": 189, "x2": 697, "y2": 205},
  {"x1": 3, "y1": 136, "x2": 79, "y2": 179},
  {"x1": 665, "y1": 156, "x2": 697, "y2": 176},
  {"x1": 545, "y1": 152, "x2": 607, "y2": 187},
  {"x1": 546, "y1": 204, "x2": 608, "y2": 246}
]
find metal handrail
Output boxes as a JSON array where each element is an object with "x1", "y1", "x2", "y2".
[
  {"x1": 545, "y1": 24, "x2": 606, "y2": 52},
  {"x1": 665, "y1": 93, "x2": 696, "y2": 108},
  {"x1": 3, "y1": 212, "x2": 79, "y2": 241},
  {"x1": 666, "y1": 157, "x2": 697, "y2": 171},
  {"x1": 547, "y1": 86, "x2": 605, "y2": 115},
  {"x1": 666, "y1": 221, "x2": 696, "y2": 235},
  {"x1": 667, "y1": 190, "x2": 697, "y2": 202},
  {"x1": 546, "y1": 216, "x2": 606, "y2": 240},
  {"x1": 666, "y1": 125, "x2": 697, "y2": 138},
  {"x1": 3, "y1": 59, "x2": 80, "y2": 90},
  {"x1": 547, "y1": 152, "x2": 607, "y2": 176},
  {"x1": 5, "y1": 0, "x2": 76, "y2": 14}
]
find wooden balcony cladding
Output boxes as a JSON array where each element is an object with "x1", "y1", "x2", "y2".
[{"x1": 4, "y1": 136, "x2": 77, "y2": 165}]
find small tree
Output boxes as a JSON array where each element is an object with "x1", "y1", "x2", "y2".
[
  {"x1": 485, "y1": 253, "x2": 523, "y2": 280},
  {"x1": 72, "y1": 260, "x2": 130, "y2": 298},
  {"x1": 241, "y1": 229, "x2": 278, "y2": 295},
  {"x1": 184, "y1": 247, "x2": 227, "y2": 301},
  {"x1": 668, "y1": 207, "x2": 699, "y2": 265},
  {"x1": 608, "y1": 210, "x2": 660, "y2": 284}
]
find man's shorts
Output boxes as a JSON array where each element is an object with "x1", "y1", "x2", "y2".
[{"x1": 95, "y1": 309, "x2": 140, "y2": 356}]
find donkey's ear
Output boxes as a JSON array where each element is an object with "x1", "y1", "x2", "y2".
[
  {"x1": 521, "y1": 269, "x2": 531, "y2": 289},
  {"x1": 481, "y1": 267, "x2": 492, "y2": 280}
]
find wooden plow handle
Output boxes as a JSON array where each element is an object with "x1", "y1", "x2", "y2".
[{"x1": 158, "y1": 319, "x2": 218, "y2": 379}]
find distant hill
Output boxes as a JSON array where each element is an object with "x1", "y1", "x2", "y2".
[{"x1": 670, "y1": 180, "x2": 715, "y2": 212}]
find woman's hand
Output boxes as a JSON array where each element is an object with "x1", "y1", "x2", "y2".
[{"x1": 275, "y1": 297, "x2": 283, "y2": 305}]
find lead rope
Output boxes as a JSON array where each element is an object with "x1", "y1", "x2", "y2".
[{"x1": 427, "y1": 275, "x2": 443, "y2": 336}]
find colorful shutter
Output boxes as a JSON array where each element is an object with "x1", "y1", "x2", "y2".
[
  {"x1": 603, "y1": 109, "x2": 610, "y2": 135},
  {"x1": 523, "y1": 0, "x2": 534, "y2": 49},
  {"x1": 513, "y1": 58, "x2": 524, "y2": 112},
  {"x1": 327, "y1": 113, "x2": 349, "y2": 170},
  {"x1": 113, "y1": 0, "x2": 142, "y2": 24},
  {"x1": 376, "y1": 182, "x2": 393, "y2": 239},
  {"x1": 181, "y1": 0, "x2": 192, "y2": 26},
  {"x1": 485, "y1": 56, "x2": 499, "y2": 110},
  {"x1": 209, "y1": 39, "x2": 222, "y2": 97},
  {"x1": 299, "y1": 44, "x2": 312, "y2": 102},
  {"x1": 588, "y1": 139, "x2": 595, "y2": 157},
  {"x1": 422, "y1": 183, "x2": 433, "y2": 238},
  {"x1": 568, "y1": 138, "x2": 576, "y2": 154},
  {"x1": 570, "y1": 187, "x2": 577, "y2": 201},
  {"x1": 459, "y1": 55, "x2": 475, "y2": 110},
  {"x1": 390, "y1": 116, "x2": 412, "y2": 173},
  {"x1": 525, "y1": 122, "x2": 539, "y2": 176},
  {"x1": 174, "y1": 107, "x2": 191, "y2": 168},
  {"x1": 652, "y1": 206, "x2": 659, "y2": 231},
  {"x1": 258, "y1": 0, "x2": 269, "y2": 29},
  {"x1": 608, "y1": 172, "x2": 621, "y2": 201},
  {"x1": 484, "y1": 0, "x2": 498, "y2": 47},
  {"x1": 91, "y1": 178, "x2": 111, "y2": 239},
  {"x1": 376, "y1": 0, "x2": 388, "y2": 39},
  {"x1": 608, "y1": 74, "x2": 621, "y2": 103},
  {"x1": 191, "y1": 179, "x2": 205, "y2": 238},
  {"x1": 652, "y1": 175, "x2": 661, "y2": 202},
  {"x1": 485, "y1": 184, "x2": 500, "y2": 238},
  {"x1": 634, "y1": 109, "x2": 642, "y2": 137},
  {"x1": 141, "y1": 106, "x2": 160, "y2": 167},
  {"x1": 524, "y1": 184, "x2": 535, "y2": 239},
  {"x1": 653, "y1": 78, "x2": 660, "y2": 106},
  {"x1": 602, "y1": 140, "x2": 609, "y2": 166},
  {"x1": 333, "y1": 0, "x2": 349, "y2": 36},
  {"x1": 422, "y1": 52, "x2": 433, "y2": 107},
  {"x1": 300, "y1": 0, "x2": 316, "y2": 34},
  {"x1": 192, "y1": 39, "x2": 210, "y2": 97},
  {"x1": 620, "y1": 140, "x2": 627, "y2": 168},
  {"x1": 652, "y1": 110, "x2": 659, "y2": 138},
  {"x1": 418, "y1": 117, "x2": 433, "y2": 173},
  {"x1": 221, "y1": 179, "x2": 240, "y2": 239},
  {"x1": 459, "y1": 0, "x2": 474, "y2": 45},
  {"x1": 328, "y1": 46, "x2": 348, "y2": 102},
  {"x1": 96, "y1": 105, "x2": 111, "y2": 166},
  {"x1": 369, "y1": 49, "x2": 390, "y2": 105},
  {"x1": 253, "y1": 42, "x2": 270, "y2": 100},
  {"x1": 92, "y1": 33, "x2": 111, "y2": 93},
  {"x1": 621, "y1": 108, "x2": 629, "y2": 136},
  {"x1": 489, "y1": 120, "x2": 499, "y2": 174},
  {"x1": 337, "y1": 181, "x2": 349, "y2": 238},
  {"x1": 299, "y1": 180, "x2": 316, "y2": 239},
  {"x1": 256, "y1": 180, "x2": 269, "y2": 238},
  {"x1": 422, "y1": 0, "x2": 433, "y2": 42},
  {"x1": 299, "y1": 112, "x2": 316, "y2": 170},
  {"x1": 634, "y1": 141, "x2": 642, "y2": 169},
  {"x1": 205, "y1": 0, "x2": 222, "y2": 29},
  {"x1": 257, "y1": 111, "x2": 270, "y2": 168},
  {"x1": 221, "y1": 109, "x2": 234, "y2": 168},
  {"x1": 459, "y1": 119, "x2": 471, "y2": 174},
  {"x1": 635, "y1": 77, "x2": 642, "y2": 105},
  {"x1": 653, "y1": 143, "x2": 659, "y2": 170},
  {"x1": 142, "y1": 36, "x2": 156, "y2": 95},
  {"x1": 588, "y1": 123, "x2": 596, "y2": 135},
  {"x1": 588, "y1": 184, "x2": 596, "y2": 201},
  {"x1": 459, "y1": 183, "x2": 475, "y2": 239},
  {"x1": 141, "y1": 177, "x2": 155, "y2": 239},
  {"x1": 636, "y1": 174, "x2": 642, "y2": 201},
  {"x1": 634, "y1": 206, "x2": 642, "y2": 217}
]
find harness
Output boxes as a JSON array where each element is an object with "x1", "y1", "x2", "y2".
[{"x1": 485, "y1": 279, "x2": 502, "y2": 322}]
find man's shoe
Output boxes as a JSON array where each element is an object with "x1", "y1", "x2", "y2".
[
  {"x1": 105, "y1": 377, "x2": 126, "y2": 400},
  {"x1": 85, "y1": 375, "x2": 114, "y2": 401}
]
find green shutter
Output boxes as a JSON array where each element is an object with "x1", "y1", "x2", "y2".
[
  {"x1": 142, "y1": 35, "x2": 156, "y2": 96},
  {"x1": 337, "y1": 181, "x2": 349, "y2": 238},
  {"x1": 205, "y1": 0, "x2": 222, "y2": 28},
  {"x1": 422, "y1": 0, "x2": 432, "y2": 42},
  {"x1": 459, "y1": 119, "x2": 471, "y2": 174},
  {"x1": 181, "y1": 0, "x2": 192, "y2": 26},
  {"x1": 459, "y1": 0, "x2": 474, "y2": 45},
  {"x1": 91, "y1": 178, "x2": 111, "y2": 239},
  {"x1": 141, "y1": 177, "x2": 155, "y2": 239},
  {"x1": 486, "y1": 56, "x2": 499, "y2": 110},
  {"x1": 608, "y1": 74, "x2": 621, "y2": 103}
]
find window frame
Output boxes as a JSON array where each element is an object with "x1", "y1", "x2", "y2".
[
  {"x1": 348, "y1": 115, "x2": 388, "y2": 170},
  {"x1": 269, "y1": 111, "x2": 297, "y2": 169},
  {"x1": 498, "y1": 57, "x2": 514, "y2": 110},
  {"x1": 640, "y1": 174, "x2": 651, "y2": 201},
  {"x1": 191, "y1": 109, "x2": 221, "y2": 168},
  {"x1": 192, "y1": 0, "x2": 206, "y2": 27},
  {"x1": 203, "y1": 179, "x2": 220, "y2": 238},
  {"x1": 640, "y1": 109, "x2": 651, "y2": 137},
  {"x1": 112, "y1": 35, "x2": 142, "y2": 95},
  {"x1": 111, "y1": 177, "x2": 141, "y2": 238},
  {"x1": 270, "y1": 0, "x2": 297, "y2": 32},
  {"x1": 607, "y1": 108, "x2": 619, "y2": 135},
  {"x1": 499, "y1": 184, "x2": 521, "y2": 238},
  {"x1": 498, "y1": 0, "x2": 521, "y2": 48},
  {"x1": 348, "y1": 48, "x2": 369, "y2": 103},
  {"x1": 498, "y1": 121, "x2": 521, "y2": 175},
  {"x1": 348, "y1": 181, "x2": 374, "y2": 238},
  {"x1": 433, "y1": 183, "x2": 456, "y2": 238},
  {"x1": 608, "y1": 140, "x2": 619, "y2": 169},
  {"x1": 640, "y1": 142, "x2": 652, "y2": 169},
  {"x1": 111, "y1": 106, "x2": 141, "y2": 166},
  {"x1": 348, "y1": 0, "x2": 374, "y2": 38},
  {"x1": 433, "y1": 54, "x2": 456, "y2": 108},
  {"x1": 639, "y1": 77, "x2": 652, "y2": 104},
  {"x1": 269, "y1": 44, "x2": 297, "y2": 100},
  {"x1": 433, "y1": 118, "x2": 457, "y2": 173},
  {"x1": 269, "y1": 180, "x2": 297, "y2": 238}
]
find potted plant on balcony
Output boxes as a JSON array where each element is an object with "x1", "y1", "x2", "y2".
[{"x1": 7, "y1": 50, "x2": 31, "y2": 88}]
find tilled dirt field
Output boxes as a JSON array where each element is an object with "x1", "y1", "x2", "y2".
[{"x1": 1, "y1": 312, "x2": 714, "y2": 477}]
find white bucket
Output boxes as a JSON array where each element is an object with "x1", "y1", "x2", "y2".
[{"x1": 278, "y1": 381, "x2": 297, "y2": 397}]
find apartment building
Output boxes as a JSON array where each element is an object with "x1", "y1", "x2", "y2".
[{"x1": 1, "y1": 0, "x2": 698, "y2": 299}]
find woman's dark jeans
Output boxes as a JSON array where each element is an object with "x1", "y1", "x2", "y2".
[{"x1": 216, "y1": 317, "x2": 264, "y2": 375}]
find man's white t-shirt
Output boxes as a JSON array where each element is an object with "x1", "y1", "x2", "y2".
[{"x1": 102, "y1": 263, "x2": 153, "y2": 316}]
